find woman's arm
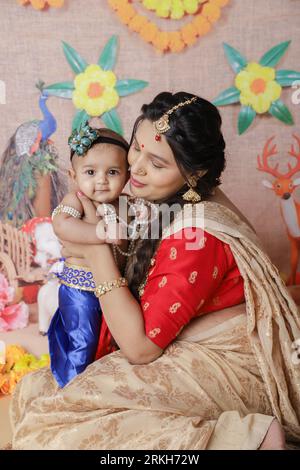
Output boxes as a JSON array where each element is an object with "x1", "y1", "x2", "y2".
[
  {"x1": 84, "y1": 244, "x2": 164, "y2": 365},
  {"x1": 63, "y1": 226, "x2": 231, "y2": 364},
  {"x1": 53, "y1": 192, "x2": 105, "y2": 244}
]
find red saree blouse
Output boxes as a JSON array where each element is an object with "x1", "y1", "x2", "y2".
[{"x1": 95, "y1": 228, "x2": 245, "y2": 358}]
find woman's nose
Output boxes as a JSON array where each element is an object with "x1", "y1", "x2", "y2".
[{"x1": 130, "y1": 154, "x2": 146, "y2": 175}]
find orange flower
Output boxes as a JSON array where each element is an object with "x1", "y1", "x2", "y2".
[
  {"x1": 18, "y1": 0, "x2": 64, "y2": 8},
  {"x1": 108, "y1": 0, "x2": 126, "y2": 7},
  {"x1": 181, "y1": 23, "x2": 198, "y2": 46},
  {"x1": 192, "y1": 15, "x2": 212, "y2": 36},
  {"x1": 117, "y1": 4, "x2": 135, "y2": 24},
  {"x1": 202, "y1": 3, "x2": 221, "y2": 22},
  {"x1": 168, "y1": 32, "x2": 185, "y2": 53},
  {"x1": 128, "y1": 15, "x2": 149, "y2": 33},
  {"x1": 152, "y1": 31, "x2": 170, "y2": 53},
  {"x1": 210, "y1": 0, "x2": 229, "y2": 6},
  {"x1": 140, "y1": 22, "x2": 159, "y2": 43}
]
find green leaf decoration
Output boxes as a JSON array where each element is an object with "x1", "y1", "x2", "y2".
[
  {"x1": 72, "y1": 109, "x2": 90, "y2": 131},
  {"x1": 102, "y1": 109, "x2": 123, "y2": 135},
  {"x1": 269, "y1": 99, "x2": 294, "y2": 125},
  {"x1": 223, "y1": 43, "x2": 248, "y2": 73},
  {"x1": 62, "y1": 41, "x2": 88, "y2": 74},
  {"x1": 98, "y1": 35, "x2": 118, "y2": 71},
  {"x1": 212, "y1": 86, "x2": 240, "y2": 106},
  {"x1": 238, "y1": 106, "x2": 256, "y2": 135},
  {"x1": 259, "y1": 40, "x2": 291, "y2": 67},
  {"x1": 276, "y1": 70, "x2": 300, "y2": 87},
  {"x1": 44, "y1": 81, "x2": 74, "y2": 99},
  {"x1": 115, "y1": 79, "x2": 149, "y2": 97}
]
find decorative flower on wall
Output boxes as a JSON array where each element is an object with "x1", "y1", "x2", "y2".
[
  {"x1": 73, "y1": 65, "x2": 119, "y2": 118},
  {"x1": 213, "y1": 41, "x2": 300, "y2": 135},
  {"x1": 43, "y1": 36, "x2": 148, "y2": 133},
  {"x1": 108, "y1": 0, "x2": 230, "y2": 54},
  {"x1": 17, "y1": 0, "x2": 64, "y2": 9}
]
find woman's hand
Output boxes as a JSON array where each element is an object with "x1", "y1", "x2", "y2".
[
  {"x1": 60, "y1": 239, "x2": 91, "y2": 260},
  {"x1": 77, "y1": 192, "x2": 123, "y2": 244}
]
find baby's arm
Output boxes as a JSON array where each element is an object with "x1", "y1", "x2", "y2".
[{"x1": 52, "y1": 192, "x2": 104, "y2": 244}]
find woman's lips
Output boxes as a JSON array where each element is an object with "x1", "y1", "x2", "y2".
[{"x1": 130, "y1": 176, "x2": 146, "y2": 188}]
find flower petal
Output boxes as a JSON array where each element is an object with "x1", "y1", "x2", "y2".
[{"x1": 85, "y1": 98, "x2": 107, "y2": 117}]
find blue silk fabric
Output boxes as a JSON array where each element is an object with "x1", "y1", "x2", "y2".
[{"x1": 48, "y1": 264, "x2": 102, "y2": 388}]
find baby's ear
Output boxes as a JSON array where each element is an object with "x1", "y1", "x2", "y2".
[{"x1": 68, "y1": 168, "x2": 76, "y2": 182}]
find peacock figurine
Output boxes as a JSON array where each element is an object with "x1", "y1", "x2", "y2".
[{"x1": 0, "y1": 81, "x2": 67, "y2": 228}]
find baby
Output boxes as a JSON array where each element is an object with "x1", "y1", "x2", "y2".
[{"x1": 49, "y1": 124, "x2": 131, "y2": 387}]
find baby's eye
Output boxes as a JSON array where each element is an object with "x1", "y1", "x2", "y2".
[
  {"x1": 108, "y1": 169, "x2": 120, "y2": 176},
  {"x1": 85, "y1": 169, "x2": 95, "y2": 176}
]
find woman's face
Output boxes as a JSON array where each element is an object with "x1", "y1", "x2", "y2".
[{"x1": 127, "y1": 119, "x2": 186, "y2": 201}]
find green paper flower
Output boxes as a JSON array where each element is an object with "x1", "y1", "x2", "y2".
[
  {"x1": 43, "y1": 36, "x2": 149, "y2": 134},
  {"x1": 213, "y1": 41, "x2": 300, "y2": 135}
]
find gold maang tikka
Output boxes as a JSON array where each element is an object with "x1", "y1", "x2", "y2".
[{"x1": 153, "y1": 96, "x2": 197, "y2": 141}]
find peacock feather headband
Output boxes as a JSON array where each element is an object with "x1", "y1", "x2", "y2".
[{"x1": 68, "y1": 123, "x2": 129, "y2": 158}]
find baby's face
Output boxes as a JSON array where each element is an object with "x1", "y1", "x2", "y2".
[{"x1": 71, "y1": 144, "x2": 129, "y2": 204}]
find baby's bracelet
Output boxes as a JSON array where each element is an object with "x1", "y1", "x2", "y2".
[
  {"x1": 52, "y1": 204, "x2": 82, "y2": 220},
  {"x1": 94, "y1": 277, "x2": 128, "y2": 298}
]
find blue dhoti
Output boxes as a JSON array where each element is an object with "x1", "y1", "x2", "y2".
[{"x1": 48, "y1": 263, "x2": 102, "y2": 388}]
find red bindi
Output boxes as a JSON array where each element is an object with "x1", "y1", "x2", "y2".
[{"x1": 141, "y1": 144, "x2": 144, "y2": 148}]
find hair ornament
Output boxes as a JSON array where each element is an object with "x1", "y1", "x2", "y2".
[{"x1": 153, "y1": 96, "x2": 197, "y2": 141}]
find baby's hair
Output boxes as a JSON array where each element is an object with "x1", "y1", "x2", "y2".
[{"x1": 70, "y1": 127, "x2": 129, "y2": 162}]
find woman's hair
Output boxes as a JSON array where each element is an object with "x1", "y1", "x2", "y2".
[
  {"x1": 128, "y1": 91, "x2": 226, "y2": 299},
  {"x1": 70, "y1": 127, "x2": 129, "y2": 161}
]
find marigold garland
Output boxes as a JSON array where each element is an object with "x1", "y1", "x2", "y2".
[{"x1": 108, "y1": 0, "x2": 230, "y2": 53}]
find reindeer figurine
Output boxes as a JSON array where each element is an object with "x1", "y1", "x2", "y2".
[{"x1": 257, "y1": 134, "x2": 300, "y2": 285}]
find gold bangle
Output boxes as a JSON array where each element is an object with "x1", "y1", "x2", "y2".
[{"x1": 94, "y1": 277, "x2": 128, "y2": 298}]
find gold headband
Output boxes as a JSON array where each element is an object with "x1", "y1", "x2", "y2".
[{"x1": 153, "y1": 96, "x2": 197, "y2": 140}]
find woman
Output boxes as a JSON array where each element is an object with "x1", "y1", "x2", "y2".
[{"x1": 10, "y1": 92, "x2": 300, "y2": 450}]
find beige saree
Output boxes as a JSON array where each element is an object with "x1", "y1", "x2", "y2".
[{"x1": 10, "y1": 201, "x2": 300, "y2": 449}]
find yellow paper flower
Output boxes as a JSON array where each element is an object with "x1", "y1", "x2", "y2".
[
  {"x1": 235, "y1": 62, "x2": 282, "y2": 114},
  {"x1": 142, "y1": 0, "x2": 206, "y2": 20},
  {"x1": 72, "y1": 64, "x2": 119, "y2": 117}
]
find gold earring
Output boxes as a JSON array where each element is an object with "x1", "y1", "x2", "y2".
[{"x1": 182, "y1": 176, "x2": 201, "y2": 203}]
